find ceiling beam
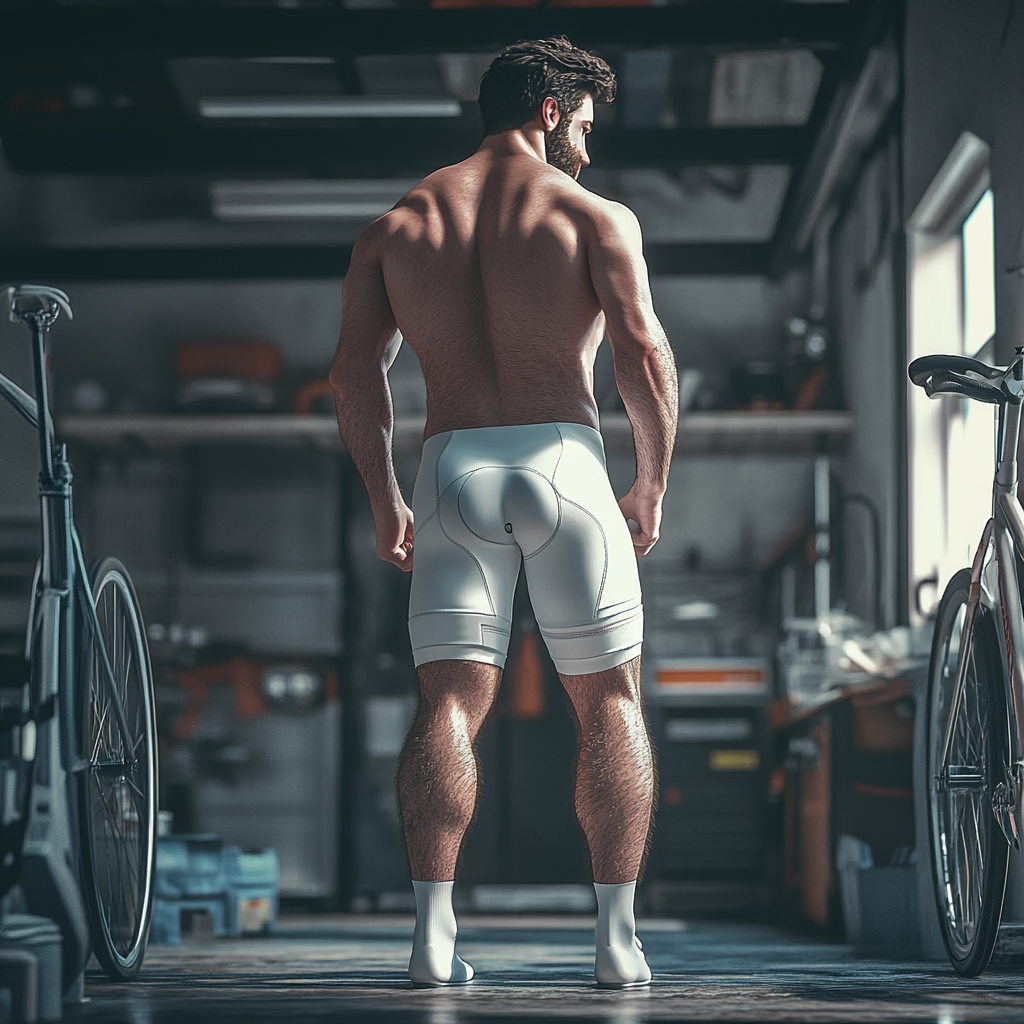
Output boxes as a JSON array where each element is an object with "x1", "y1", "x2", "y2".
[
  {"x1": 768, "y1": 0, "x2": 896, "y2": 274},
  {"x1": 0, "y1": 6, "x2": 862, "y2": 58},
  {"x1": 0, "y1": 124, "x2": 806, "y2": 175},
  {"x1": 0, "y1": 243, "x2": 770, "y2": 281},
  {"x1": 646, "y1": 243, "x2": 770, "y2": 276}
]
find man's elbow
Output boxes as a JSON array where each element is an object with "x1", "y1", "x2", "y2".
[
  {"x1": 329, "y1": 359, "x2": 363, "y2": 421},
  {"x1": 612, "y1": 331, "x2": 666, "y2": 371},
  {"x1": 328, "y1": 363, "x2": 347, "y2": 403}
]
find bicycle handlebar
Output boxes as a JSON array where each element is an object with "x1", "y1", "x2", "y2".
[{"x1": 909, "y1": 354, "x2": 1009, "y2": 405}]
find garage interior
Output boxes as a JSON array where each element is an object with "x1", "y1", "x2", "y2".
[{"x1": 0, "y1": 0, "x2": 1023, "y2": 1021}]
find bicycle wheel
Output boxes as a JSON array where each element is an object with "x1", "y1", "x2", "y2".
[
  {"x1": 77, "y1": 557, "x2": 158, "y2": 980},
  {"x1": 927, "y1": 568, "x2": 1010, "y2": 976}
]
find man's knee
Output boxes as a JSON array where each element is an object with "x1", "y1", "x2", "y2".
[
  {"x1": 560, "y1": 657, "x2": 645, "y2": 715},
  {"x1": 416, "y1": 659, "x2": 502, "y2": 721}
]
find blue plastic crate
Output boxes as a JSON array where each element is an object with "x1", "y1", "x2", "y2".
[
  {"x1": 152, "y1": 836, "x2": 279, "y2": 943},
  {"x1": 156, "y1": 835, "x2": 226, "y2": 898},
  {"x1": 151, "y1": 896, "x2": 228, "y2": 945}
]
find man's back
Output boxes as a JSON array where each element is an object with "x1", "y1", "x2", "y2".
[{"x1": 359, "y1": 150, "x2": 614, "y2": 437}]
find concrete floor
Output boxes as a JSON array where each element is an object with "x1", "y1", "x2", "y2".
[{"x1": 71, "y1": 914, "x2": 1023, "y2": 1024}]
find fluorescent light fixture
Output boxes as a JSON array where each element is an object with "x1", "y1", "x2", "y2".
[
  {"x1": 246, "y1": 57, "x2": 336, "y2": 65},
  {"x1": 199, "y1": 96, "x2": 462, "y2": 119},
  {"x1": 211, "y1": 179, "x2": 419, "y2": 220}
]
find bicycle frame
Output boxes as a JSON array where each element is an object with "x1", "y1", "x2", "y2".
[
  {"x1": 1, "y1": 304, "x2": 134, "y2": 769},
  {"x1": 942, "y1": 393, "x2": 1024, "y2": 850}
]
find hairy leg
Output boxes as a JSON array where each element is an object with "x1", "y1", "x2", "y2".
[
  {"x1": 397, "y1": 659, "x2": 502, "y2": 881},
  {"x1": 559, "y1": 656, "x2": 655, "y2": 884}
]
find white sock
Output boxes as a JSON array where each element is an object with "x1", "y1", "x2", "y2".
[
  {"x1": 408, "y1": 880, "x2": 474, "y2": 986},
  {"x1": 593, "y1": 881, "x2": 651, "y2": 987}
]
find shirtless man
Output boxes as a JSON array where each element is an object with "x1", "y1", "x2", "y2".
[{"x1": 330, "y1": 37, "x2": 678, "y2": 988}]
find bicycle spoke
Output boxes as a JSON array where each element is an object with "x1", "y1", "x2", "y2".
[
  {"x1": 91, "y1": 690, "x2": 111, "y2": 762},
  {"x1": 95, "y1": 776, "x2": 138, "y2": 952}
]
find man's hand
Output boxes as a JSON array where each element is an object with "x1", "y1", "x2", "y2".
[
  {"x1": 375, "y1": 500, "x2": 415, "y2": 571},
  {"x1": 618, "y1": 484, "x2": 664, "y2": 557}
]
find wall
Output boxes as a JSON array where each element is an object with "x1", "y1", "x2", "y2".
[{"x1": 831, "y1": 135, "x2": 901, "y2": 628}]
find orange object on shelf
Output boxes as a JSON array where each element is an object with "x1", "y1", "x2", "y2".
[
  {"x1": 177, "y1": 341, "x2": 282, "y2": 381},
  {"x1": 294, "y1": 379, "x2": 335, "y2": 415},
  {"x1": 510, "y1": 630, "x2": 545, "y2": 719},
  {"x1": 792, "y1": 365, "x2": 829, "y2": 411},
  {"x1": 172, "y1": 657, "x2": 338, "y2": 741},
  {"x1": 173, "y1": 658, "x2": 268, "y2": 742},
  {"x1": 653, "y1": 660, "x2": 768, "y2": 696}
]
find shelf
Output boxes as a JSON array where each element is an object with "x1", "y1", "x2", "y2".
[
  {"x1": 59, "y1": 414, "x2": 347, "y2": 451},
  {"x1": 59, "y1": 410, "x2": 853, "y2": 456},
  {"x1": 663, "y1": 410, "x2": 852, "y2": 456}
]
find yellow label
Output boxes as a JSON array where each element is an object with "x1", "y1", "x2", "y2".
[
  {"x1": 238, "y1": 896, "x2": 273, "y2": 934},
  {"x1": 709, "y1": 749, "x2": 760, "y2": 771}
]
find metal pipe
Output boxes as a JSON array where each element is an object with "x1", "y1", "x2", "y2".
[{"x1": 814, "y1": 456, "x2": 830, "y2": 619}]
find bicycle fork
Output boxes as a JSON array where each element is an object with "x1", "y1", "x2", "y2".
[{"x1": 937, "y1": 517, "x2": 1022, "y2": 851}]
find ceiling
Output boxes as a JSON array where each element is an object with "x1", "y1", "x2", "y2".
[{"x1": 0, "y1": 1, "x2": 896, "y2": 281}]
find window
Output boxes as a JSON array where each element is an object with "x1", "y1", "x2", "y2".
[
  {"x1": 962, "y1": 188, "x2": 996, "y2": 356},
  {"x1": 907, "y1": 134, "x2": 995, "y2": 621}
]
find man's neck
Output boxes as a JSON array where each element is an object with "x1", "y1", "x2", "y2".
[{"x1": 477, "y1": 126, "x2": 546, "y2": 164}]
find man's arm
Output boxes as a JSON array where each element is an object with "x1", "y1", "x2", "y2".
[
  {"x1": 329, "y1": 226, "x2": 414, "y2": 571},
  {"x1": 587, "y1": 202, "x2": 678, "y2": 556}
]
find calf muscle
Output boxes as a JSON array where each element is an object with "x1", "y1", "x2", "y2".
[
  {"x1": 560, "y1": 656, "x2": 655, "y2": 884},
  {"x1": 397, "y1": 660, "x2": 502, "y2": 881}
]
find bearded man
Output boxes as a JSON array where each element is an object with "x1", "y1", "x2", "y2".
[{"x1": 331, "y1": 36, "x2": 678, "y2": 988}]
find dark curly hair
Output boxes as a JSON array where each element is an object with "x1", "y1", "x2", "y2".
[{"x1": 478, "y1": 37, "x2": 616, "y2": 137}]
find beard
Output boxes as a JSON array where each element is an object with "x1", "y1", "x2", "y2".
[{"x1": 545, "y1": 117, "x2": 583, "y2": 179}]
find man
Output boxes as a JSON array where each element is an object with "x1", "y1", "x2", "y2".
[{"x1": 330, "y1": 37, "x2": 677, "y2": 989}]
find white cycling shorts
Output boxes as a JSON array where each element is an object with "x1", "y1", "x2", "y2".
[{"x1": 408, "y1": 421, "x2": 643, "y2": 676}]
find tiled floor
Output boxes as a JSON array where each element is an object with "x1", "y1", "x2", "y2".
[{"x1": 72, "y1": 914, "x2": 1023, "y2": 1023}]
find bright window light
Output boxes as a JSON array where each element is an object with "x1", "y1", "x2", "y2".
[{"x1": 963, "y1": 188, "x2": 995, "y2": 355}]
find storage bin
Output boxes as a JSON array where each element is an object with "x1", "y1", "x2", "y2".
[{"x1": 0, "y1": 914, "x2": 62, "y2": 1021}]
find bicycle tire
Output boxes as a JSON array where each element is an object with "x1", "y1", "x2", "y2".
[
  {"x1": 926, "y1": 568, "x2": 1010, "y2": 976},
  {"x1": 77, "y1": 557, "x2": 158, "y2": 980}
]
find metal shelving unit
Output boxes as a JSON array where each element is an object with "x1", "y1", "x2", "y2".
[{"x1": 59, "y1": 409, "x2": 853, "y2": 455}]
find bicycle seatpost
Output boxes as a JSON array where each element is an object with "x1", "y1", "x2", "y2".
[
  {"x1": 29, "y1": 316, "x2": 56, "y2": 484},
  {"x1": 5, "y1": 285, "x2": 71, "y2": 486}
]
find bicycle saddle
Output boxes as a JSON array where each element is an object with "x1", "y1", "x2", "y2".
[
  {"x1": 908, "y1": 352, "x2": 1021, "y2": 404},
  {"x1": 4, "y1": 284, "x2": 73, "y2": 323}
]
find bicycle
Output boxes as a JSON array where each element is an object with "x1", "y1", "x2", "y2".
[
  {"x1": 0, "y1": 284, "x2": 158, "y2": 990},
  {"x1": 909, "y1": 350, "x2": 1024, "y2": 977}
]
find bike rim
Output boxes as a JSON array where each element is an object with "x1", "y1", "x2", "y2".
[
  {"x1": 930, "y1": 601, "x2": 993, "y2": 963},
  {"x1": 87, "y1": 569, "x2": 156, "y2": 968}
]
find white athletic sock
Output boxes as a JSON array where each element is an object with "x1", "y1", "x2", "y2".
[
  {"x1": 408, "y1": 880, "x2": 474, "y2": 986},
  {"x1": 593, "y1": 881, "x2": 651, "y2": 988}
]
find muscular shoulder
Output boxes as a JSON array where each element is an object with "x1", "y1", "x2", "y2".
[
  {"x1": 353, "y1": 185, "x2": 436, "y2": 261},
  {"x1": 544, "y1": 177, "x2": 640, "y2": 245},
  {"x1": 579, "y1": 193, "x2": 642, "y2": 250},
  {"x1": 366, "y1": 166, "x2": 467, "y2": 252}
]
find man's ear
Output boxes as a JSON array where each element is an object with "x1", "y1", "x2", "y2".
[{"x1": 540, "y1": 97, "x2": 560, "y2": 133}]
